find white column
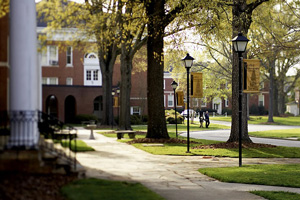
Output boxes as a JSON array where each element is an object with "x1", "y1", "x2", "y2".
[{"x1": 8, "y1": 0, "x2": 39, "y2": 149}]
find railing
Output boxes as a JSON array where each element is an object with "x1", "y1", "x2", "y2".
[
  {"x1": 0, "y1": 111, "x2": 10, "y2": 150},
  {"x1": 38, "y1": 111, "x2": 77, "y2": 170},
  {"x1": 0, "y1": 110, "x2": 77, "y2": 170}
]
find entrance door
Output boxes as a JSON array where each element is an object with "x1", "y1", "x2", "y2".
[
  {"x1": 46, "y1": 95, "x2": 58, "y2": 118},
  {"x1": 65, "y1": 95, "x2": 76, "y2": 123}
]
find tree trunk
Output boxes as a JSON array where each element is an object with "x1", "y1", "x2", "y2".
[
  {"x1": 145, "y1": 0, "x2": 169, "y2": 139},
  {"x1": 98, "y1": 45, "x2": 118, "y2": 126},
  {"x1": 268, "y1": 59, "x2": 275, "y2": 122},
  {"x1": 228, "y1": 0, "x2": 254, "y2": 143},
  {"x1": 278, "y1": 80, "x2": 285, "y2": 115},
  {"x1": 119, "y1": 45, "x2": 133, "y2": 130},
  {"x1": 273, "y1": 82, "x2": 279, "y2": 116}
]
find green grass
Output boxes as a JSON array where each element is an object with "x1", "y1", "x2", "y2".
[
  {"x1": 199, "y1": 164, "x2": 300, "y2": 187},
  {"x1": 61, "y1": 140, "x2": 94, "y2": 152},
  {"x1": 249, "y1": 129, "x2": 300, "y2": 140},
  {"x1": 61, "y1": 178, "x2": 165, "y2": 200},
  {"x1": 251, "y1": 191, "x2": 300, "y2": 200},
  {"x1": 212, "y1": 116, "x2": 300, "y2": 125},
  {"x1": 148, "y1": 123, "x2": 230, "y2": 132},
  {"x1": 132, "y1": 143, "x2": 300, "y2": 157}
]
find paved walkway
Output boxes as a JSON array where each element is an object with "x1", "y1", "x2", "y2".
[
  {"x1": 76, "y1": 127, "x2": 300, "y2": 200},
  {"x1": 181, "y1": 120, "x2": 300, "y2": 147}
]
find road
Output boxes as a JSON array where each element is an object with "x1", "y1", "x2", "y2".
[{"x1": 180, "y1": 120, "x2": 300, "y2": 147}]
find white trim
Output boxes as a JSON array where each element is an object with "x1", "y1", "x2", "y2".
[
  {"x1": 0, "y1": 62, "x2": 8, "y2": 67},
  {"x1": 130, "y1": 97, "x2": 147, "y2": 100}
]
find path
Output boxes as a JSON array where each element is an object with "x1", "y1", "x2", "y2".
[
  {"x1": 76, "y1": 128, "x2": 300, "y2": 200},
  {"x1": 180, "y1": 120, "x2": 300, "y2": 147}
]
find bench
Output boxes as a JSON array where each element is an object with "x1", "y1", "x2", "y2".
[
  {"x1": 81, "y1": 120, "x2": 96, "y2": 125},
  {"x1": 115, "y1": 130, "x2": 136, "y2": 139}
]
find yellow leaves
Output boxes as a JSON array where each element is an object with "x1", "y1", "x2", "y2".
[{"x1": 0, "y1": 0, "x2": 9, "y2": 19}]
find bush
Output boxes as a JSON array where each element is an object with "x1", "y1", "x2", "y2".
[
  {"x1": 130, "y1": 115, "x2": 143, "y2": 125},
  {"x1": 165, "y1": 109, "x2": 183, "y2": 124},
  {"x1": 222, "y1": 108, "x2": 232, "y2": 115},
  {"x1": 166, "y1": 116, "x2": 183, "y2": 124},
  {"x1": 141, "y1": 115, "x2": 148, "y2": 123},
  {"x1": 249, "y1": 104, "x2": 268, "y2": 115},
  {"x1": 74, "y1": 114, "x2": 99, "y2": 124}
]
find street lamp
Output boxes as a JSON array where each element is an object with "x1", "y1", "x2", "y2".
[
  {"x1": 116, "y1": 87, "x2": 120, "y2": 126},
  {"x1": 171, "y1": 80, "x2": 178, "y2": 138},
  {"x1": 112, "y1": 90, "x2": 116, "y2": 130},
  {"x1": 232, "y1": 32, "x2": 249, "y2": 167},
  {"x1": 182, "y1": 53, "x2": 194, "y2": 153}
]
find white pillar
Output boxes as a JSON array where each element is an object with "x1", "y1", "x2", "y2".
[{"x1": 8, "y1": 0, "x2": 39, "y2": 149}]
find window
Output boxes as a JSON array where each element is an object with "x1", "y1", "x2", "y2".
[
  {"x1": 93, "y1": 70, "x2": 98, "y2": 80},
  {"x1": 66, "y1": 77, "x2": 73, "y2": 85},
  {"x1": 86, "y1": 70, "x2": 99, "y2": 81},
  {"x1": 94, "y1": 103, "x2": 99, "y2": 111},
  {"x1": 41, "y1": 45, "x2": 58, "y2": 66},
  {"x1": 66, "y1": 46, "x2": 73, "y2": 66},
  {"x1": 86, "y1": 70, "x2": 92, "y2": 80},
  {"x1": 259, "y1": 94, "x2": 264, "y2": 106},
  {"x1": 168, "y1": 95, "x2": 174, "y2": 107},
  {"x1": 225, "y1": 98, "x2": 229, "y2": 107},
  {"x1": 131, "y1": 106, "x2": 140, "y2": 115},
  {"x1": 42, "y1": 77, "x2": 58, "y2": 85}
]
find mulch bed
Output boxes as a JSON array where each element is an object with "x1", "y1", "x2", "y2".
[
  {"x1": 0, "y1": 172, "x2": 78, "y2": 200},
  {"x1": 127, "y1": 138, "x2": 200, "y2": 144},
  {"x1": 192, "y1": 142, "x2": 276, "y2": 149}
]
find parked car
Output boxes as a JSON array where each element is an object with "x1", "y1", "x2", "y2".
[{"x1": 180, "y1": 109, "x2": 196, "y2": 117}]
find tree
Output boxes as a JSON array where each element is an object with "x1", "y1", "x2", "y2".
[
  {"x1": 38, "y1": 0, "x2": 121, "y2": 126},
  {"x1": 118, "y1": 1, "x2": 147, "y2": 130},
  {"x1": 226, "y1": 0, "x2": 269, "y2": 143},
  {"x1": 250, "y1": 0, "x2": 300, "y2": 117}
]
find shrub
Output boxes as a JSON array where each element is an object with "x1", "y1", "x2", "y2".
[
  {"x1": 74, "y1": 114, "x2": 99, "y2": 124},
  {"x1": 249, "y1": 104, "x2": 268, "y2": 115},
  {"x1": 165, "y1": 109, "x2": 183, "y2": 124},
  {"x1": 222, "y1": 108, "x2": 232, "y2": 115},
  {"x1": 130, "y1": 115, "x2": 143, "y2": 125}
]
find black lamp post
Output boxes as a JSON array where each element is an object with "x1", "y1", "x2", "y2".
[
  {"x1": 182, "y1": 53, "x2": 194, "y2": 153},
  {"x1": 112, "y1": 90, "x2": 115, "y2": 130},
  {"x1": 116, "y1": 88, "x2": 120, "y2": 126},
  {"x1": 171, "y1": 80, "x2": 178, "y2": 138},
  {"x1": 232, "y1": 33, "x2": 249, "y2": 167}
]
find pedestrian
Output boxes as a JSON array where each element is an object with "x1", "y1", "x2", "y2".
[
  {"x1": 205, "y1": 111, "x2": 210, "y2": 128},
  {"x1": 199, "y1": 115, "x2": 204, "y2": 128},
  {"x1": 198, "y1": 109, "x2": 204, "y2": 128}
]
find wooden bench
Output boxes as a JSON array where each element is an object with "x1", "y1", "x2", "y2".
[{"x1": 115, "y1": 130, "x2": 136, "y2": 139}]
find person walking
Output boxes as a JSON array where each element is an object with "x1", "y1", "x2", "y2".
[
  {"x1": 205, "y1": 111, "x2": 210, "y2": 128},
  {"x1": 199, "y1": 109, "x2": 204, "y2": 128}
]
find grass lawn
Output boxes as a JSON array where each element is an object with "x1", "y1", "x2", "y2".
[
  {"x1": 131, "y1": 143, "x2": 300, "y2": 157},
  {"x1": 133, "y1": 123, "x2": 230, "y2": 132},
  {"x1": 101, "y1": 129, "x2": 300, "y2": 158},
  {"x1": 212, "y1": 116, "x2": 300, "y2": 125},
  {"x1": 61, "y1": 178, "x2": 165, "y2": 200},
  {"x1": 61, "y1": 139, "x2": 94, "y2": 152},
  {"x1": 251, "y1": 191, "x2": 300, "y2": 200},
  {"x1": 249, "y1": 129, "x2": 300, "y2": 140},
  {"x1": 199, "y1": 164, "x2": 300, "y2": 187}
]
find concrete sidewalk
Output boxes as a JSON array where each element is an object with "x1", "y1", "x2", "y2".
[{"x1": 76, "y1": 128, "x2": 300, "y2": 200}]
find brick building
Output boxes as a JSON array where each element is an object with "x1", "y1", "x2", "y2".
[{"x1": 0, "y1": 7, "x2": 270, "y2": 124}]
